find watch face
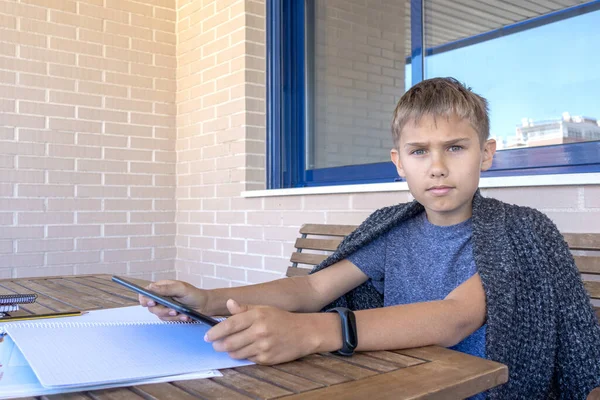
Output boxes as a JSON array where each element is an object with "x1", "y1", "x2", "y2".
[{"x1": 347, "y1": 310, "x2": 357, "y2": 348}]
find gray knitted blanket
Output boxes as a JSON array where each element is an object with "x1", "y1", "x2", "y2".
[{"x1": 311, "y1": 190, "x2": 600, "y2": 399}]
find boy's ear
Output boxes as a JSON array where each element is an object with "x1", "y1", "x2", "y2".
[
  {"x1": 390, "y1": 149, "x2": 406, "y2": 178},
  {"x1": 481, "y1": 139, "x2": 497, "y2": 171}
]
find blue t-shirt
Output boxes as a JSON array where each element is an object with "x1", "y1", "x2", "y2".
[{"x1": 347, "y1": 211, "x2": 486, "y2": 359}]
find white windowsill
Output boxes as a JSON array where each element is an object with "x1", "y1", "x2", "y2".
[{"x1": 241, "y1": 172, "x2": 600, "y2": 198}]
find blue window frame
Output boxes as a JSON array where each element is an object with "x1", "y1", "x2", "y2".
[{"x1": 266, "y1": 0, "x2": 600, "y2": 189}]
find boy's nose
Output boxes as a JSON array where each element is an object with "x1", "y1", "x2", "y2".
[{"x1": 429, "y1": 157, "x2": 448, "y2": 177}]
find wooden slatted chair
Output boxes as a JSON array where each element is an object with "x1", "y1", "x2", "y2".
[
  {"x1": 287, "y1": 225, "x2": 600, "y2": 320},
  {"x1": 563, "y1": 233, "x2": 600, "y2": 320}
]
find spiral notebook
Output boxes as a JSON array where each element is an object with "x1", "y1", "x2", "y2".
[
  {"x1": 0, "y1": 332, "x2": 221, "y2": 400},
  {"x1": 0, "y1": 294, "x2": 37, "y2": 305},
  {"x1": 2, "y1": 306, "x2": 252, "y2": 388}
]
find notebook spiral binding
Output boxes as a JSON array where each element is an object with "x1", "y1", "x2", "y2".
[
  {"x1": 5, "y1": 320, "x2": 189, "y2": 329},
  {"x1": 0, "y1": 304, "x2": 20, "y2": 313},
  {"x1": 0, "y1": 293, "x2": 38, "y2": 305},
  {"x1": 4, "y1": 316, "x2": 226, "y2": 329}
]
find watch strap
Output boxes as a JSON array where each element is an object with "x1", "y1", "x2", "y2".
[{"x1": 326, "y1": 307, "x2": 357, "y2": 356}]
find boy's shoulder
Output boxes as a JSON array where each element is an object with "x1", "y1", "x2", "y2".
[
  {"x1": 496, "y1": 196, "x2": 552, "y2": 218},
  {"x1": 477, "y1": 195, "x2": 562, "y2": 240}
]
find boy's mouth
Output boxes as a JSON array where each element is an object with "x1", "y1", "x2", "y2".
[{"x1": 427, "y1": 185, "x2": 453, "y2": 195}]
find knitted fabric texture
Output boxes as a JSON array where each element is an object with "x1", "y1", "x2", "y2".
[{"x1": 311, "y1": 190, "x2": 600, "y2": 399}]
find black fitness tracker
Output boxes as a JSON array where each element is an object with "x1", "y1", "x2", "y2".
[{"x1": 326, "y1": 307, "x2": 358, "y2": 356}]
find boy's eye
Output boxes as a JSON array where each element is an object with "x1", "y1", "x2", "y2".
[
  {"x1": 410, "y1": 149, "x2": 426, "y2": 155},
  {"x1": 448, "y1": 145, "x2": 463, "y2": 152}
]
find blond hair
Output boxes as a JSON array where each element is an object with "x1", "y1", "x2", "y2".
[{"x1": 391, "y1": 77, "x2": 490, "y2": 148}]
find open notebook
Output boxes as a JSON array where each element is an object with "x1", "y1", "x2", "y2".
[
  {"x1": 0, "y1": 333, "x2": 221, "y2": 400},
  {"x1": 1, "y1": 306, "x2": 252, "y2": 389}
]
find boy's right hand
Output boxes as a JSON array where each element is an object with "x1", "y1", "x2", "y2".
[{"x1": 138, "y1": 280, "x2": 209, "y2": 321}]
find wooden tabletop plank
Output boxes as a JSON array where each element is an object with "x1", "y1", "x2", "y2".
[
  {"x1": 43, "y1": 278, "x2": 122, "y2": 308},
  {"x1": 93, "y1": 274, "x2": 151, "y2": 287},
  {"x1": 44, "y1": 393, "x2": 92, "y2": 399},
  {"x1": 234, "y1": 365, "x2": 325, "y2": 393},
  {"x1": 328, "y1": 353, "x2": 407, "y2": 373},
  {"x1": 360, "y1": 351, "x2": 427, "y2": 367},
  {"x1": 77, "y1": 277, "x2": 141, "y2": 302},
  {"x1": 213, "y1": 369, "x2": 294, "y2": 399},
  {"x1": 53, "y1": 278, "x2": 133, "y2": 307},
  {"x1": 0, "y1": 281, "x2": 78, "y2": 312},
  {"x1": 301, "y1": 354, "x2": 379, "y2": 380},
  {"x1": 174, "y1": 378, "x2": 254, "y2": 400},
  {"x1": 283, "y1": 347, "x2": 508, "y2": 400},
  {"x1": 273, "y1": 358, "x2": 351, "y2": 386},
  {"x1": 15, "y1": 279, "x2": 101, "y2": 310},
  {"x1": 86, "y1": 388, "x2": 146, "y2": 400},
  {"x1": 131, "y1": 383, "x2": 203, "y2": 400}
]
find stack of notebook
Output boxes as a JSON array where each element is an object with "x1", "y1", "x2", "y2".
[
  {"x1": 0, "y1": 294, "x2": 37, "y2": 317},
  {"x1": 0, "y1": 305, "x2": 252, "y2": 398}
]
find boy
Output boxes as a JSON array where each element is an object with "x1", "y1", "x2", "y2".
[{"x1": 141, "y1": 78, "x2": 600, "y2": 399}]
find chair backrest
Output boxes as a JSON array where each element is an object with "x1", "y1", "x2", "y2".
[
  {"x1": 286, "y1": 225, "x2": 600, "y2": 319},
  {"x1": 563, "y1": 233, "x2": 600, "y2": 319},
  {"x1": 286, "y1": 224, "x2": 357, "y2": 277}
]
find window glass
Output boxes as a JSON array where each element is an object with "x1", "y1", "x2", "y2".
[
  {"x1": 424, "y1": 1, "x2": 600, "y2": 150},
  {"x1": 307, "y1": 0, "x2": 411, "y2": 169}
]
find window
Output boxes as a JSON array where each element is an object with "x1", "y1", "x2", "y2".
[{"x1": 267, "y1": 0, "x2": 600, "y2": 189}]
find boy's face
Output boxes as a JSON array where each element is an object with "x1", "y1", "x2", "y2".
[{"x1": 390, "y1": 114, "x2": 496, "y2": 226}]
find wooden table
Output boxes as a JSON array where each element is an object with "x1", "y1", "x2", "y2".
[{"x1": 0, "y1": 275, "x2": 508, "y2": 399}]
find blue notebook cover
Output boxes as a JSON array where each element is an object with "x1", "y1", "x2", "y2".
[{"x1": 1, "y1": 306, "x2": 250, "y2": 389}]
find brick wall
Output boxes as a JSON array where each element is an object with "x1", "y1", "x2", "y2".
[
  {"x1": 1, "y1": 0, "x2": 598, "y2": 286},
  {"x1": 0, "y1": 0, "x2": 177, "y2": 279},
  {"x1": 175, "y1": 0, "x2": 267, "y2": 288}
]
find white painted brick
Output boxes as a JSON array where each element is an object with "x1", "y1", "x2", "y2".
[
  {"x1": 47, "y1": 251, "x2": 101, "y2": 265},
  {"x1": 189, "y1": 236, "x2": 216, "y2": 250},
  {"x1": 76, "y1": 262, "x2": 128, "y2": 276},
  {"x1": 303, "y1": 195, "x2": 350, "y2": 210},
  {"x1": 247, "y1": 240, "x2": 282, "y2": 256},
  {"x1": 0, "y1": 212, "x2": 13, "y2": 225},
  {"x1": 282, "y1": 211, "x2": 326, "y2": 227},
  {"x1": 263, "y1": 226, "x2": 299, "y2": 242},
  {"x1": 264, "y1": 256, "x2": 291, "y2": 273},
  {"x1": 247, "y1": 211, "x2": 282, "y2": 226},
  {"x1": 18, "y1": 239, "x2": 74, "y2": 253},
  {"x1": 231, "y1": 225, "x2": 263, "y2": 240},
  {"x1": 104, "y1": 249, "x2": 152, "y2": 262},
  {"x1": 231, "y1": 253, "x2": 263, "y2": 269},
  {"x1": 77, "y1": 237, "x2": 128, "y2": 251},
  {"x1": 18, "y1": 212, "x2": 73, "y2": 225}
]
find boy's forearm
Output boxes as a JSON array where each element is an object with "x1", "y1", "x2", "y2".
[
  {"x1": 203, "y1": 276, "x2": 323, "y2": 316},
  {"x1": 304, "y1": 299, "x2": 479, "y2": 356},
  {"x1": 354, "y1": 299, "x2": 480, "y2": 351}
]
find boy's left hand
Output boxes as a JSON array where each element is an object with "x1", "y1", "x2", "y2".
[{"x1": 205, "y1": 299, "x2": 318, "y2": 365}]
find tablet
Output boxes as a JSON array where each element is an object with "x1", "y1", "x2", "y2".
[{"x1": 112, "y1": 276, "x2": 220, "y2": 326}]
